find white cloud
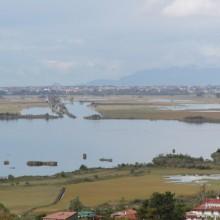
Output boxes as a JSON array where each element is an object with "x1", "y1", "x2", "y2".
[
  {"x1": 45, "y1": 60, "x2": 76, "y2": 71},
  {"x1": 163, "y1": 0, "x2": 220, "y2": 17},
  {"x1": 140, "y1": 0, "x2": 167, "y2": 14}
]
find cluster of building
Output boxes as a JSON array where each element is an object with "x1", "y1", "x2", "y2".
[
  {"x1": 42, "y1": 209, "x2": 137, "y2": 220},
  {"x1": 42, "y1": 198, "x2": 220, "y2": 220},
  {"x1": 2, "y1": 85, "x2": 220, "y2": 96},
  {"x1": 186, "y1": 198, "x2": 220, "y2": 220}
]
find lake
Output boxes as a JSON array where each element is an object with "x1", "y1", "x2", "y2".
[{"x1": 1, "y1": 102, "x2": 220, "y2": 177}]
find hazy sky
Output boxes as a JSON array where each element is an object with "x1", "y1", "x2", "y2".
[{"x1": 1, "y1": 0, "x2": 220, "y2": 86}]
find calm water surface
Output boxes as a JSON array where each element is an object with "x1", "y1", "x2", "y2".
[{"x1": 1, "y1": 102, "x2": 220, "y2": 177}]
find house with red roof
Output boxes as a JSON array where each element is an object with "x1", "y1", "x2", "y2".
[
  {"x1": 43, "y1": 211, "x2": 77, "y2": 220},
  {"x1": 186, "y1": 198, "x2": 220, "y2": 220}
]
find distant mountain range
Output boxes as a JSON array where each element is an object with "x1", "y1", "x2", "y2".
[{"x1": 89, "y1": 67, "x2": 220, "y2": 86}]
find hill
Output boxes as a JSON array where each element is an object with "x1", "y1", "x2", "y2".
[{"x1": 89, "y1": 67, "x2": 220, "y2": 86}]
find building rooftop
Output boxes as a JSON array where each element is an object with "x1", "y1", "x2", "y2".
[
  {"x1": 193, "y1": 198, "x2": 220, "y2": 212},
  {"x1": 78, "y1": 211, "x2": 96, "y2": 218},
  {"x1": 43, "y1": 211, "x2": 77, "y2": 220}
]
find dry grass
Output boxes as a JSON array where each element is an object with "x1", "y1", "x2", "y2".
[
  {"x1": 37, "y1": 168, "x2": 205, "y2": 213},
  {"x1": 93, "y1": 95, "x2": 220, "y2": 120},
  {"x1": 0, "y1": 96, "x2": 48, "y2": 113},
  {"x1": 54, "y1": 175, "x2": 198, "y2": 208},
  {"x1": 96, "y1": 104, "x2": 220, "y2": 120},
  {"x1": 0, "y1": 185, "x2": 60, "y2": 214}
]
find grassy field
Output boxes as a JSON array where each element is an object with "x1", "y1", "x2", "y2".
[
  {"x1": 92, "y1": 95, "x2": 220, "y2": 120},
  {"x1": 0, "y1": 185, "x2": 59, "y2": 214},
  {"x1": 96, "y1": 104, "x2": 220, "y2": 120},
  {"x1": 0, "y1": 96, "x2": 48, "y2": 113},
  {"x1": 42, "y1": 167, "x2": 220, "y2": 213},
  {"x1": 1, "y1": 167, "x2": 220, "y2": 215},
  {"x1": 42, "y1": 174, "x2": 198, "y2": 213}
]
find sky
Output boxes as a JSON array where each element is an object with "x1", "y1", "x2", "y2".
[{"x1": 1, "y1": 0, "x2": 220, "y2": 86}]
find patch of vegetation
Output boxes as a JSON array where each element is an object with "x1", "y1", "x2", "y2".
[
  {"x1": 0, "y1": 203, "x2": 16, "y2": 220},
  {"x1": 138, "y1": 192, "x2": 187, "y2": 220},
  {"x1": 152, "y1": 153, "x2": 211, "y2": 169},
  {"x1": 69, "y1": 196, "x2": 85, "y2": 212},
  {"x1": 211, "y1": 149, "x2": 220, "y2": 164}
]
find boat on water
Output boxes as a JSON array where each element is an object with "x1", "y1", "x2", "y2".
[
  {"x1": 99, "y1": 158, "x2": 113, "y2": 162},
  {"x1": 3, "y1": 160, "x2": 10, "y2": 165},
  {"x1": 27, "y1": 161, "x2": 58, "y2": 167}
]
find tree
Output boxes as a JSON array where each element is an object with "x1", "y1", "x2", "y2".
[
  {"x1": 95, "y1": 202, "x2": 113, "y2": 220},
  {"x1": 211, "y1": 149, "x2": 220, "y2": 164},
  {"x1": 8, "y1": 175, "x2": 14, "y2": 181},
  {"x1": 116, "y1": 197, "x2": 126, "y2": 210},
  {"x1": 138, "y1": 192, "x2": 186, "y2": 220},
  {"x1": 138, "y1": 199, "x2": 149, "y2": 220},
  {"x1": 69, "y1": 196, "x2": 84, "y2": 212},
  {"x1": 79, "y1": 164, "x2": 88, "y2": 171}
]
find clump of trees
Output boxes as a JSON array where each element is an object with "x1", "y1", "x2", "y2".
[
  {"x1": 138, "y1": 192, "x2": 187, "y2": 220},
  {"x1": 79, "y1": 164, "x2": 88, "y2": 171},
  {"x1": 211, "y1": 149, "x2": 220, "y2": 164},
  {"x1": 152, "y1": 154, "x2": 210, "y2": 169},
  {"x1": 95, "y1": 202, "x2": 114, "y2": 220},
  {"x1": 69, "y1": 196, "x2": 85, "y2": 212}
]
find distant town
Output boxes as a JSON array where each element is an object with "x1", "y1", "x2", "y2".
[{"x1": 1, "y1": 85, "x2": 220, "y2": 97}]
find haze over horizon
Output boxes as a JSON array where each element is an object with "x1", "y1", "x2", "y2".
[{"x1": 1, "y1": 0, "x2": 220, "y2": 86}]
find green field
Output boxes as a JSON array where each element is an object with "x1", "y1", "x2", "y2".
[{"x1": 1, "y1": 167, "x2": 220, "y2": 215}]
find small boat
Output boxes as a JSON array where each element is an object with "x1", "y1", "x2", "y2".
[
  {"x1": 3, "y1": 160, "x2": 10, "y2": 165},
  {"x1": 99, "y1": 158, "x2": 113, "y2": 163},
  {"x1": 27, "y1": 161, "x2": 58, "y2": 167}
]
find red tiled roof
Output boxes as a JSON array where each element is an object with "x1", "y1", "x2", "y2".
[
  {"x1": 43, "y1": 212, "x2": 77, "y2": 220},
  {"x1": 205, "y1": 198, "x2": 220, "y2": 204},
  {"x1": 193, "y1": 198, "x2": 220, "y2": 212},
  {"x1": 194, "y1": 205, "x2": 220, "y2": 212}
]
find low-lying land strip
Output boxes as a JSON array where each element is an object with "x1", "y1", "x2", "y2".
[
  {"x1": 90, "y1": 95, "x2": 220, "y2": 123},
  {"x1": 2, "y1": 95, "x2": 220, "y2": 122},
  {"x1": 96, "y1": 104, "x2": 220, "y2": 121},
  {"x1": 0, "y1": 112, "x2": 60, "y2": 120},
  {"x1": 0, "y1": 96, "x2": 48, "y2": 114},
  {"x1": 0, "y1": 96, "x2": 76, "y2": 120}
]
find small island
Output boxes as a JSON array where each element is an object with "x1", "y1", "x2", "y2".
[
  {"x1": 84, "y1": 114, "x2": 102, "y2": 120},
  {"x1": 27, "y1": 161, "x2": 58, "y2": 167}
]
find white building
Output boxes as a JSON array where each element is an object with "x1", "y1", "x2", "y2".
[{"x1": 186, "y1": 198, "x2": 220, "y2": 220}]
